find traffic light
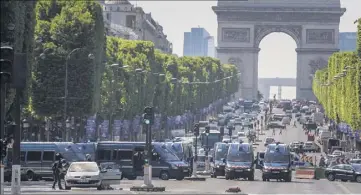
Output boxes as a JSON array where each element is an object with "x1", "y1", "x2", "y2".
[
  {"x1": 220, "y1": 126, "x2": 224, "y2": 136},
  {"x1": 0, "y1": 46, "x2": 14, "y2": 83},
  {"x1": 193, "y1": 123, "x2": 199, "y2": 136},
  {"x1": 143, "y1": 106, "x2": 154, "y2": 125},
  {"x1": 5, "y1": 123, "x2": 16, "y2": 139},
  {"x1": 205, "y1": 126, "x2": 210, "y2": 134},
  {"x1": 1, "y1": 139, "x2": 8, "y2": 158}
]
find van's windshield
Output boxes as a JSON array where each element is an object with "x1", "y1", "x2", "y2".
[
  {"x1": 227, "y1": 153, "x2": 253, "y2": 162},
  {"x1": 215, "y1": 144, "x2": 229, "y2": 161},
  {"x1": 156, "y1": 145, "x2": 180, "y2": 161},
  {"x1": 264, "y1": 154, "x2": 290, "y2": 163}
]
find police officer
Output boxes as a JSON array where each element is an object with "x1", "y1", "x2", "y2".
[{"x1": 52, "y1": 153, "x2": 64, "y2": 190}]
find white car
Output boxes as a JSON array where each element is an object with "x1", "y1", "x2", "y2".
[
  {"x1": 64, "y1": 161, "x2": 122, "y2": 190},
  {"x1": 302, "y1": 141, "x2": 320, "y2": 152},
  {"x1": 238, "y1": 132, "x2": 246, "y2": 137}
]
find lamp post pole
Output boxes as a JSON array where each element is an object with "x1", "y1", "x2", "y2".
[
  {"x1": 40, "y1": 48, "x2": 94, "y2": 141},
  {"x1": 108, "y1": 64, "x2": 128, "y2": 141}
]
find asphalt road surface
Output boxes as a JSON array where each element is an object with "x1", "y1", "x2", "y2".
[{"x1": 3, "y1": 109, "x2": 360, "y2": 194}]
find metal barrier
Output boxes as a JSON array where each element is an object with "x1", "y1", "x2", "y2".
[{"x1": 295, "y1": 167, "x2": 315, "y2": 179}]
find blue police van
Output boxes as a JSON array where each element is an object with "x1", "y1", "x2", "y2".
[
  {"x1": 210, "y1": 142, "x2": 229, "y2": 178},
  {"x1": 5, "y1": 142, "x2": 86, "y2": 181},
  {"x1": 94, "y1": 141, "x2": 190, "y2": 180},
  {"x1": 261, "y1": 143, "x2": 292, "y2": 182},
  {"x1": 224, "y1": 143, "x2": 255, "y2": 180}
]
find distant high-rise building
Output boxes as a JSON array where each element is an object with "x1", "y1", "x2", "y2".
[
  {"x1": 339, "y1": 32, "x2": 357, "y2": 51},
  {"x1": 183, "y1": 27, "x2": 215, "y2": 57}
]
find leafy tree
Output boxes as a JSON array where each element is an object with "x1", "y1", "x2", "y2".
[
  {"x1": 31, "y1": 0, "x2": 105, "y2": 117},
  {"x1": 313, "y1": 52, "x2": 361, "y2": 130},
  {"x1": 357, "y1": 18, "x2": 361, "y2": 59},
  {"x1": 1, "y1": 0, "x2": 36, "y2": 114},
  {"x1": 101, "y1": 37, "x2": 240, "y2": 124}
]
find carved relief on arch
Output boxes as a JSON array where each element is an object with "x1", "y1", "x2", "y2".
[
  {"x1": 228, "y1": 57, "x2": 244, "y2": 73},
  {"x1": 309, "y1": 57, "x2": 328, "y2": 75},
  {"x1": 254, "y1": 25, "x2": 302, "y2": 47}
]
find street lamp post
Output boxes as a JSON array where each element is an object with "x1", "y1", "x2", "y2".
[
  {"x1": 171, "y1": 78, "x2": 179, "y2": 116},
  {"x1": 40, "y1": 48, "x2": 94, "y2": 141},
  {"x1": 152, "y1": 73, "x2": 165, "y2": 140},
  {"x1": 204, "y1": 132, "x2": 210, "y2": 173},
  {"x1": 65, "y1": 119, "x2": 71, "y2": 141},
  {"x1": 135, "y1": 68, "x2": 144, "y2": 141},
  {"x1": 108, "y1": 64, "x2": 129, "y2": 141}
]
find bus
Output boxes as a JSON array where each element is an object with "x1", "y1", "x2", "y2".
[{"x1": 200, "y1": 130, "x2": 222, "y2": 149}]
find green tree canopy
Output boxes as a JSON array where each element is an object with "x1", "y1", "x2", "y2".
[
  {"x1": 101, "y1": 37, "x2": 240, "y2": 119},
  {"x1": 30, "y1": 0, "x2": 105, "y2": 118}
]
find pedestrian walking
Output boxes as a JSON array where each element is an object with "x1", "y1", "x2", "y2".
[
  {"x1": 279, "y1": 128, "x2": 282, "y2": 135},
  {"x1": 272, "y1": 128, "x2": 276, "y2": 136},
  {"x1": 52, "y1": 153, "x2": 64, "y2": 190},
  {"x1": 293, "y1": 121, "x2": 297, "y2": 127}
]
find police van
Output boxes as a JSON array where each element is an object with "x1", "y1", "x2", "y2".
[
  {"x1": 261, "y1": 143, "x2": 292, "y2": 182},
  {"x1": 12, "y1": 142, "x2": 86, "y2": 181},
  {"x1": 224, "y1": 143, "x2": 255, "y2": 180},
  {"x1": 94, "y1": 141, "x2": 190, "y2": 181},
  {"x1": 210, "y1": 142, "x2": 229, "y2": 178}
]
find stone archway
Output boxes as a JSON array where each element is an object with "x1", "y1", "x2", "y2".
[{"x1": 213, "y1": 0, "x2": 345, "y2": 100}]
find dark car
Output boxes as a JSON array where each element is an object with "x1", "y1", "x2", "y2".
[
  {"x1": 325, "y1": 164, "x2": 361, "y2": 183},
  {"x1": 267, "y1": 122, "x2": 285, "y2": 129}
]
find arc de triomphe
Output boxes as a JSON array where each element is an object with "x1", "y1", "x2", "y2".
[{"x1": 213, "y1": 0, "x2": 345, "y2": 100}]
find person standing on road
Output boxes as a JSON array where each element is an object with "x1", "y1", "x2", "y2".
[
  {"x1": 52, "y1": 153, "x2": 64, "y2": 190},
  {"x1": 272, "y1": 128, "x2": 276, "y2": 136},
  {"x1": 293, "y1": 120, "x2": 297, "y2": 127},
  {"x1": 279, "y1": 128, "x2": 283, "y2": 135}
]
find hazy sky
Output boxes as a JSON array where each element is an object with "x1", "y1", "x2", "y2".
[{"x1": 130, "y1": 0, "x2": 360, "y2": 79}]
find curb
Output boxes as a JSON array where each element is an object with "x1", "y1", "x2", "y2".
[
  {"x1": 184, "y1": 177, "x2": 207, "y2": 181},
  {"x1": 130, "y1": 186, "x2": 166, "y2": 192}
]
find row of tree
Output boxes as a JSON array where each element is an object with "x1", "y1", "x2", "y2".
[
  {"x1": 102, "y1": 37, "x2": 239, "y2": 121},
  {"x1": 1, "y1": 1, "x2": 36, "y2": 112},
  {"x1": 312, "y1": 19, "x2": 361, "y2": 131},
  {"x1": 2, "y1": 0, "x2": 239, "y2": 123}
]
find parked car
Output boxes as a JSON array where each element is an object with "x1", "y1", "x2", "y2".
[
  {"x1": 267, "y1": 122, "x2": 285, "y2": 129},
  {"x1": 290, "y1": 142, "x2": 304, "y2": 152},
  {"x1": 302, "y1": 141, "x2": 320, "y2": 152},
  {"x1": 325, "y1": 164, "x2": 361, "y2": 183}
]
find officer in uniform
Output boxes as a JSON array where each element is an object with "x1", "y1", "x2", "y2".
[{"x1": 52, "y1": 153, "x2": 64, "y2": 190}]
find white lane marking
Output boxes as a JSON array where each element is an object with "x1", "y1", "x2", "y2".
[{"x1": 335, "y1": 182, "x2": 353, "y2": 194}]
